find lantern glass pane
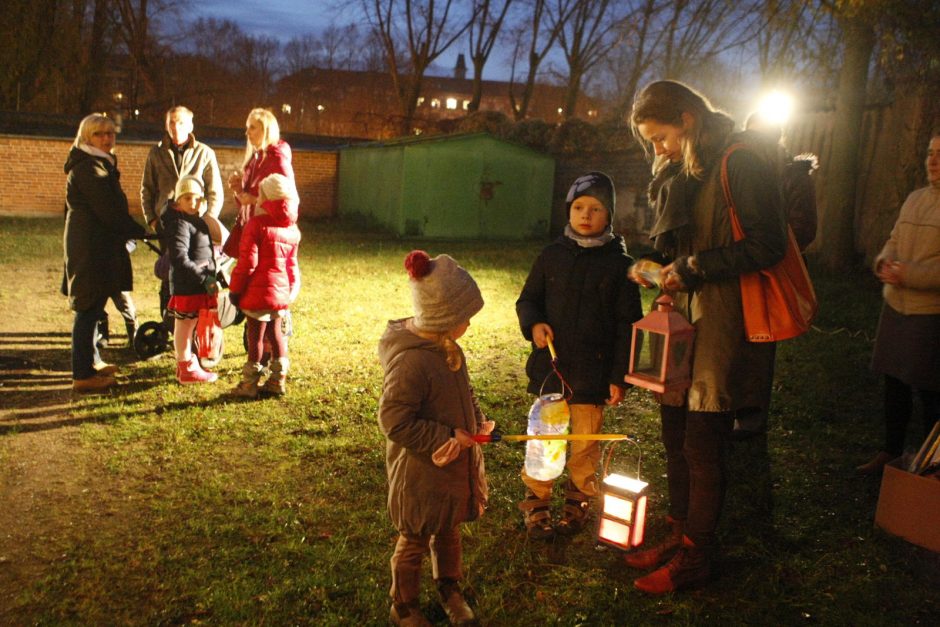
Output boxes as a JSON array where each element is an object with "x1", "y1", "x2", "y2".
[
  {"x1": 603, "y1": 493, "x2": 634, "y2": 522},
  {"x1": 668, "y1": 337, "x2": 692, "y2": 372},
  {"x1": 631, "y1": 329, "x2": 665, "y2": 377},
  {"x1": 633, "y1": 495, "x2": 648, "y2": 546},
  {"x1": 598, "y1": 517, "x2": 631, "y2": 547}
]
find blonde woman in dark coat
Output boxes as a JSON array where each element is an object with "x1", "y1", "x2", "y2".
[
  {"x1": 378, "y1": 250, "x2": 491, "y2": 626},
  {"x1": 63, "y1": 113, "x2": 146, "y2": 392}
]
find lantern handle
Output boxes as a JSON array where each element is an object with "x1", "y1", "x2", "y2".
[
  {"x1": 539, "y1": 337, "x2": 573, "y2": 400},
  {"x1": 601, "y1": 436, "x2": 643, "y2": 481}
]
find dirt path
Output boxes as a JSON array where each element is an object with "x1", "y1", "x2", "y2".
[{"x1": 0, "y1": 361, "x2": 118, "y2": 616}]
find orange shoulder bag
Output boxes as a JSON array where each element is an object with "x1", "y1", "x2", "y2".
[{"x1": 721, "y1": 143, "x2": 818, "y2": 342}]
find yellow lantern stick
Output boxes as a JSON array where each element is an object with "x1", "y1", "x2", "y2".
[
  {"x1": 472, "y1": 432, "x2": 629, "y2": 443},
  {"x1": 547, "y1": 336, "x2": 558, "y2": 362}
]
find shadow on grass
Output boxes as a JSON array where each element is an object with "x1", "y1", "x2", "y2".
[{"x1": 0, "y1": 328, "x2": 237, "y2": 435}]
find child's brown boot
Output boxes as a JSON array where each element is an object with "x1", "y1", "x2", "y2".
[
  {"x1": 519, "y1": 489, "x2": 554, "y2": 540},
  {"x1": 555, "y1": 480, "x2": 590, "y2": 536},
  {"x1": 231, "y1": 362, "x2": 263, "y2": 398},
  {"x1": 260, "y1": 357, "x2": 288, "y2": 396},
  {"x1": 389, "y1": 601, "x2": 432, "y2": 626},
  {"x1": 437, "y1": 578, "x2": 477, "y2": 625}
]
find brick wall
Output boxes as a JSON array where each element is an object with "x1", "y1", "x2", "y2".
[{"x1": 0, "y1": 135, "x2": 338, "y2": 220}]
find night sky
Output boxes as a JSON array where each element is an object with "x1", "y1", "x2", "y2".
[{"x1": 191, "y1": 0, "x2": 512, "y2": 80}]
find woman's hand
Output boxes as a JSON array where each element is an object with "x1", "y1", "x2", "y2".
[
  {"x1": 531, "y1": 322, "x2": 553, "y2": 349},
  {"x1": 875, "y1": 260, "x2": 905, "y2": 286},
  {"x1": 227, "y1": 171, "x2": 242, "y2": 194},
  {"x1": 660, "y1": 262, "x2": 684, "y2": 292}
]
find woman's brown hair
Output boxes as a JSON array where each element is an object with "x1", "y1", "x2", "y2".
[{"x1": 631, "y1": 80, "x2": 734, "y2": 179}]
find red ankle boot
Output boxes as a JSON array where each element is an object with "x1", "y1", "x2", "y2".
[
  {"x1": 633, "y1": 536, "x2": 711, "y2": 595},
  {"x1": 624, "y1": 515, "x2": 684, "y2": 569},
  {"x1": 177, "y1": 356, "x2": 217, "y2": 385}
]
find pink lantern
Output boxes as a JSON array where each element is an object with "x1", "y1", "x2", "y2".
[{"x1": 624, "y1": 294, "x2": 694, "y2": 394}]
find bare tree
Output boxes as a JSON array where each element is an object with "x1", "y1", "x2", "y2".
[
  {"x1": 284, "y1": 34, "x2": 319, "y2": 74},
  {"x1": 601, "y1": 0, "x2": 662, "y2": 118},
  {"x1": 506, "y1": 0, "x2": 575, "y2": 121},
  {"x1": 751, "y1": 0, "x2": 838, "y2": 87},
  {"x1": 655, "y1": 0, "x2": 763, "y2": 81},
  {"x1": 364, "y1": 0, "x2": 472, "y2": 134},
  {"x1": 466, "y1": 0, "x2": 514, "y2": 112},
  {"x1": 235, "y1": 34, "x2": 283, "y2": 102},
  {"x1": 554, "y1": 0, "x2": 625, "y2": 119}
]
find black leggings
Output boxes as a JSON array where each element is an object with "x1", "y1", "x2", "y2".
[{"x1": 884, "y1": 375, "x2": 940, "y2": 456}]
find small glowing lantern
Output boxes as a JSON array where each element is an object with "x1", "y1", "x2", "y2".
[
  {"x1": 624, "y1": 294, "x2": 694, "y2": 394},
  {"x1": 596, "y1": 440, "x2": 648, "y2": 550}
]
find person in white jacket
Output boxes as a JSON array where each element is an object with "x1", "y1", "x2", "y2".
[{"x1": 858, "y1": 131, "x2": 940, "y2": 475}]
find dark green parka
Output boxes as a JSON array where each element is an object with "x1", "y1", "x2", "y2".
[
  {"x1": 651, "y1": 132, "x2": 787, "y2": 411},
  {"x1": 62, "y1": 147, "x2": 146, "y2": 311}
]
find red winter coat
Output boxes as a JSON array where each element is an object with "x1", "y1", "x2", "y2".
[
  {"x1": 239, "y1": 140, "x2": 294, "y2": 218},
  {"x1": 228, "y1": 197, "x2": 301, "y2": 312}
]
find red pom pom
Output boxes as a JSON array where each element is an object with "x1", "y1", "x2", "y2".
[{"x1": 404, "y1": 250, "x2": 432, "y2": 279}]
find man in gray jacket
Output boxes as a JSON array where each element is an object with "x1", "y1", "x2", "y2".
[{"x1": 140, "y1": 106, "x2": 223, "y2": 323}]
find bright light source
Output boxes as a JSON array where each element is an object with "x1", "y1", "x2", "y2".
[{"x1": 756, "y1": 90, "x2": 794, "y2": 126}]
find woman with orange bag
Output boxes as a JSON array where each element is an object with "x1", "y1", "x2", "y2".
[{"x1": 625, "y1": 80, "x2": 788, "y2": 594}]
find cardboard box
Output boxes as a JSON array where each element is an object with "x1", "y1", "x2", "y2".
[{"x1": 874, "y1": 459, "x2": 940, "y2": 553}]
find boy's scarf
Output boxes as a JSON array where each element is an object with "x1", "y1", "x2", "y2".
[{"x1": 564, "y1": 224, "x2": 614, "y2": 248}]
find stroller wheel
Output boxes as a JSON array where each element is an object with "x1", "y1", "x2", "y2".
[{"x1": 134, "y1": 321, "x2": 169, "y2": 359}]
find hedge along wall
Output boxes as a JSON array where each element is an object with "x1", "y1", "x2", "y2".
[{"x1": 0, "y1": 135, "x2": 338, "y2": 220}]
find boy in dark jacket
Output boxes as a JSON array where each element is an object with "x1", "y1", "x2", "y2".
[{"x1": 516, "y1": 171, "x2": 644, "y2": 539}]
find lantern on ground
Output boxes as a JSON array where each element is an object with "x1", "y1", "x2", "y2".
[
  {"x1": 596, "y1": 440, "x2": 648, "y2": 550},
  {"x1": 624, "y1": 294, "x2": 694, "y2": 394}
]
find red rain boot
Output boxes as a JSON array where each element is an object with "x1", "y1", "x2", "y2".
[
  {"x1": 177, "y1": 356, "x2": 218, "y2": 385},
  {"x1": 633, "y1": 536, "x2": 711, "y2": 595},
  {"x1": 624, "y1": 515, "x2": 684, "y2": 569}
]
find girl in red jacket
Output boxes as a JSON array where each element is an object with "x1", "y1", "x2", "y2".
[{"x1": 228, "y1": 173, "x2": 301, "y2": 397}]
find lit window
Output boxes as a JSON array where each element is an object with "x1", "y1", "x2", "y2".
[
  {"x1": 588, "y1": 109, "x2": 598, "y2": 117},
  {"x1": 417, "y1": 97, "x2": 425, "y2": 106},
  {"x1": 463, "y1": 100, "x2": 470, "y2": 110},
  {"x1": 446, "y1": 97, "x2": 458, "y2": 110},
  {"x1": 431, "y1": 98, "x2": 440, "y2": 109}
]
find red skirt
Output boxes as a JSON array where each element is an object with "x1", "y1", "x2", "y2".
[{"x1": 168, "y1": 293, "x2": 217, "y2": 319}]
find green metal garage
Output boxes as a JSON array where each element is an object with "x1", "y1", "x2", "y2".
[{"x1": 338, "y1": 133, "x2": 554, "y2": 239}]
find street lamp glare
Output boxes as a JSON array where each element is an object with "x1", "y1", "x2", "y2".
[{"x1": 756, "y1": 90, "x2": 794, "y2": 126}]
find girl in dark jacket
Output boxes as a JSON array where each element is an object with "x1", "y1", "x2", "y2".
[
  {"x1": 626, "y1": 80, "x2": 787, "y2": 594},
  {"x1": 63, "y1": 113, "x2": 147, "y2": 393},
  {"x1": 516, "y1": 172, "x2": 643, "y2": 539},
  {"x1": 163, "y1": 175, "x2": 219, "y2": 385},
  {"x1": 228, "y1": 173, "x2": 301, "y2": 398}
]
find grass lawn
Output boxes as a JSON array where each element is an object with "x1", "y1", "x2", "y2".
[{"x1": 0, "y1": 215, "x2": 938, "y2": 625}]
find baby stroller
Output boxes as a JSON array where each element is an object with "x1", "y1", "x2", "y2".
[{"x1": 134, "y1": 217, "x2": 244, "y2": 368}]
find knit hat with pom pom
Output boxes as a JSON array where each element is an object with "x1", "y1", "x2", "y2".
[{"x1": 404, "y1": 250, "x2": 484, "y2": 333}]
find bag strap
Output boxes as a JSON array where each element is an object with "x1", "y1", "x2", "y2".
[{"x1": 720, "y1": 142, "x2": 749, "y2": 243}]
